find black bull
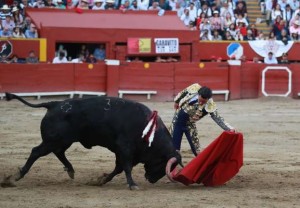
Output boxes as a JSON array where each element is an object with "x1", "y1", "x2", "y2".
[{"x1": 4, "y1": 93, "x2": 182, "y2": 189}]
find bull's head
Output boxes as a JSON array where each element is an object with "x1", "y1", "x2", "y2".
[{"x1": 144, "y1": 151, "x2": 182, "y2": 183}]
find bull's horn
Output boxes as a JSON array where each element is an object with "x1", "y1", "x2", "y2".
[{"x1": 165, "y1": 157, "x2": 177, "y2": 182}]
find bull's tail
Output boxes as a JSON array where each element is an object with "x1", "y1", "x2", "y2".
[{"x1": 5, "y1": 93, "x2": 53, "y2": 109}]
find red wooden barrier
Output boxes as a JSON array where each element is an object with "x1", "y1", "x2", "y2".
[
  {"x1": 0, "y1": 64, "x2": 74, "y2": 92},
  {"x1": 118, "y1": 62, "x2": 174, "y2": 101},
  {"x1": 0, "y1": 62, "x2": 299, "y2": 101},
  {"x1": 74, "y1": 63, "x2": 106, "y2": 92}
]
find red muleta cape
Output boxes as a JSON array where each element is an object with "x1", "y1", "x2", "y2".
[{"x1": 172, "y1": 131, "x2": 243, "y2": 186}]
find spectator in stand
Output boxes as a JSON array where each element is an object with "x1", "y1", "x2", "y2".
[
  {"x1": 197, "y1": 2, "x2": 212, "y2": 18},
  {"x1": 168, "y1": 0, "x2": 177, "y2": 11},
  {"x1": 290, "y1": 32, "x2": 299, "y2": 40},
  {"x1": 66, "y1": 0, "x2": 75, "y2": 9},
  {"x1": 220, "y1": 2, "x2": 234, "y2": 19},
  {"x1": 252, "y1": 57, "x2": 262, "y2": 63},
  {"x1": 289, "y1": 12, "x2": 300, "y2": 26},
  {"x1": 234, "y1": 1, "x2": 247, "y2": 21},
  {"x1": 187, "y1": 2, "x2": 197, "y2": 22},
  {"x1": 200, "y1": 28, "x2": 212, "y2": 40},
  {"x1": 53, "y1": 51, "x2": 68, "y2": 63},
  {"x1": 9, "y1": 54, "x2": 26, "y2": 64},
  {"x1": 236, "y1": 21, "x2": 247, "y2": 37},
  {"x1": 0, "y1": 27, "x2": 12, "y2": 37},
  {"x1": 234, "y1": 29, "x2": 244, "y2": 40},
  {"x1": 224, "y1": 30, "x2": 234, "y2": 40},
  {"x1": 249, "y1": 23, "x2": 259, "y2": 38},
  {"x1": 267, "y1": 30, "x2": 277, "y2": 40},
  {"x1": 264, "y1": 51, "x2": 278, "y2": 64},
  {"x1": 105, "y1": 0, "x2": 117, "y2": 10},
  {"x1": 33, "y1": 0, "x2": 46, "y2": 8},
  {"x1": 79, "y1": 44, "x2": 90, "y2": 60},
  {"x1": 119, "y1": 0, "x2": 130, "y2": 10},
  {"x1": 78, "y1": 0, "x2": 90, "y2": 9},
  {"x1": 55, "y1": 0, "x2": 66, "y2": 9},
  {"x1": 181, "y1": 8, "x2": 195, "y2": 27},
  {"x1": 12, "y1": 7, "x2": 23, "y2": 26},
  {"x1": 210, "y1": 3, "x2": 219, "y2": 15},
  {"x1": 227, "y1": 22, "x2": 238, "y2": 37},
  {"x1": 71, "y1": 53, "x2": 85, "y2": 63},
  {"x1": 148, "y1": 1, "x2": 161, "y2": 10},
  {"x1": 45, "y1": 0, "x2": 57, "y2": 8},
  {"x1": 12, "y1": 26, "x2": 26, "y2": 38},
  {"x1": 2, "y1": 15, "x2": 15, "y2": 33},
  {"x1": 210, "y1": 10, "x2": 223, "y2": 35},
  {"x1": 223, "y1": 12, "x2": 235, "y2": 31},
  {"x1": 283, "y1": 4, "x2": 294, "y2": 25},
  {"x1": 289, "y1": 19, "x2": 300, "y2": 35},
  {"x1": 25, "y1": 23, "x2": 38, "y2": 38},
  {"x1": 196, "y1": 12, "x2": 206, "y2": 30},
  {"x1": 279, "y1": 0, "x2": 288, "y2": 10},
  {"x1": 21, "y1": 16, "x2": 32, "y2": 33},
  {"x1": 211, "y1": 29, "x2": 222, "y2": 40},
  {"x1": 85, "y1": 54, "x2": 97, "y2": 63},
  {"x1": 200, "y1": 17, "x2": 212, "y2": 34},
  {"x1": 277, "y1": 28, "x2": 290, "y2": 44},
  {"x1": 264, "y1": 0, "x2": 273, "y2": 25},
  {"x1": 279, "y1": 52, "x2": 289, "y2": 64},
  {"x1": 137, "y1": 0, "x2": 149, "y2": 10},
  {"x1": 226, "y1": 0, "x2": 236, "y2": 11},
  {"x1": 0, "y1": 5, "x2": 12, "y2": 21},
  {"x1": 273, "y1": 18, "x2": 288, "y2": 38},
  {"x1": 93, "y1": 44, "x2": 106, "y2": 61},
  {"x1": 92, "y1": 0, "x2": 104, "y2": 10},
  {"x1": 256, "y1": 30, "x2": 266, "y2": 40},
  {"x1": 235, "y1": 13, "x2": 248, "y2": 27},
  {"x1": 289, "y1": 0, "x2": 299, "y2": 11},
  {"x1": 271, "y1": 4, "x2": 283, "y2": 24},
  {"x1": 244, "y1": 29, "x2": 255, "y2": 40},
  {"x1": 55, "y1": 44, "x2": 68, "y2": 58},
  {"x1": 129, "y1": 0, "x2": 139, "y2": 10},
  {"x1": 26, "y1": 50, "x2": 39, "y2": 63}
]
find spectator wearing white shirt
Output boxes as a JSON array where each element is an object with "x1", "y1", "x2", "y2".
[
  {"x1": 289, "y1": 0, "x2": 300, "y2": 11},
  {"x1": 92, "y1": 0, "x2": 105, "y2": 10},
  {"x1": 137, "y1": 0, "x2": 149, "y2": 10},
  {"x1": 187, "y1": 2, "x2": 197, "y2": 22},
  {"x1": 283, "y1": 4, "x2": 294, "y2": 25},
  {"x1": 53, "y1": 52, "x2": 68, "y2": 63},
  {"x1": 197, "y1": 2, "x2": 212, "y2": 18},
  {"x1": 264, "y1": 52, "x2": 278, "y2": 64},
  {"x1": 181, "y1": 8, "x2": 195, "y2": 26}
]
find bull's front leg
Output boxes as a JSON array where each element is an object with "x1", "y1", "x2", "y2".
[{"x1": 96, "y1": 158, "x2": 123, "y2": 186}]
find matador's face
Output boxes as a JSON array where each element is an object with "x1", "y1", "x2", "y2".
[{"x1": 198, "y1": 96, "x2": 209, "y2": 105}]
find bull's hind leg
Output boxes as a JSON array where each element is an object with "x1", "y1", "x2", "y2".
[
  {"x1": 54, "y1": 150, "x2": 75, "y2": 179},
  {"x1": 14, "y1": 142, "x2": 53, "y2": 181}
]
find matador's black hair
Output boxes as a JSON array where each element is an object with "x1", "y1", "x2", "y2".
[{"x1": 198, "y1": 86, "x2": 212, "y2": 99}]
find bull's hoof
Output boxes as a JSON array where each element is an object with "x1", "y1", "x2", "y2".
[
  {"x1": 14, "y1": 168, "x2": 23, "y2": 181},
  {"x1": 67, "y1": 171, "x2": 75, "y2": 179},
  {"x1": 1, "y1": 175, "x2": 16, "y2": 188},
  {"x1": 96, "y1": 173, "x2": 109, "y2": 186},
  {"x1": 129, "y1": 185, "x2": 139, "y2": 190},
  {"x1": 86, "y1": 173, "x2": 108, "y2": 186},
  {"x1": 63, "y1": 167, "x2": 75, "y2": 179}
]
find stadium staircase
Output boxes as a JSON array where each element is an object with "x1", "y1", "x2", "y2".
[{"x1": 247, "y1": 0, "x2": 270, "y2": 36}]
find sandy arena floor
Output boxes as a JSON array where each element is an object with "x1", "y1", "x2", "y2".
[{"x1": 0, "y1": 96, "x2": 299, "y2": 208}]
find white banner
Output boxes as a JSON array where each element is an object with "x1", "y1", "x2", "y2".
[
  {"x1": 248, "y1": 40, "x2": 294, "y2": 58},
  {"x1": 154, "y1": 38, "x2": 179, "y2": 54}
]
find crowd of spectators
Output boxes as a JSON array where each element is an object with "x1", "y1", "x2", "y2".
[{"x1": 177, "y1": 0, "x2": 300, "y2": 41}]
